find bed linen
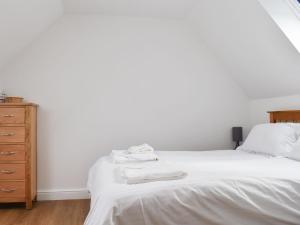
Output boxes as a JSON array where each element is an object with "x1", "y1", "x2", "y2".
[{"x1": 84, "y1": 150, "x2": 300, "y2": 225}]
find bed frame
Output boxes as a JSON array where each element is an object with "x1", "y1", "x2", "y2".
[{"x1": 268, "y1": 110, "x2": 300, "y2": 123}]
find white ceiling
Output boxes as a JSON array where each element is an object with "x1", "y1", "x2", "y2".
[
  {"x1": 0, "y1": 0, "x2": 63, "y2": 71},
  {"x1": 1, "y1": 0, "x2": 300, "y2": 99},
  {"x1": 62, "y1": 0, "x2": 198, "y2": 18},
  {"x1": 258, "y1": 0, "x2": 300, "y2": 53},
  {"x1": 188, "y1": 0, "x2": 300, "y2": 99}
]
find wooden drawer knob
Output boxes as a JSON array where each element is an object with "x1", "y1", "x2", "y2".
[
  {"x1": 0, "y1": 188, "x2": 16, "y2": 193},
  {"x1": 0, "y1": 151, "x2": 16, "y2": 156},
  {"x1": 0, "y1": 132, "x2": 15, "y2": 136},
  {"x1": 2, "y1": 114, "x2": 15, "y2": 117},
  {"x1": 0, "y1": 169, "x2": 16, "y2": 174}
]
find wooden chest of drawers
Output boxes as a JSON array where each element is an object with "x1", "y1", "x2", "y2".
[{"x1": 0, "y1": 103, "x2": 37, "y2": 209}]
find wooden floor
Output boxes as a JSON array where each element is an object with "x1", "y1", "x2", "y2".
[{"x1": 0, "y1": 200, "x2": 90, "y2": 225}]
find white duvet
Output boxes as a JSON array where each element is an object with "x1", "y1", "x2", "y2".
[{"x1": 84, "y1": 150, "x2": 300, "y2": 225}]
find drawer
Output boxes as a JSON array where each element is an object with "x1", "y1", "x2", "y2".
[
  {"x1": 0, "y1": 127, "x2": 25, "y2": 143},
  {"x1": 0, "y1": 181, "x2": 25, "y2": 198},
  {"x1": 0, "y1": 145, "x2": 25, "y2": 161},
  {"x1": 0, "y1": 108, "x2": 25, "y2": 124},
  {"x1": 0, "y1": 164, "x2": 25, "y2": 180}
]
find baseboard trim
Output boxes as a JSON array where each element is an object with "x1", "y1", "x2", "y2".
[{"x1": 37, "y1": 189, "x2": 90, "y2": 201}]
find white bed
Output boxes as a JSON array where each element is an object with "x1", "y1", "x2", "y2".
[{"x1": 84, "y1": 150, "x2": 300, "y2": 225}]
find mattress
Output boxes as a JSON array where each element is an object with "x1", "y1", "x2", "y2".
[{"x1": 84, "y1": 150, "x2": 300, "y2": 225}]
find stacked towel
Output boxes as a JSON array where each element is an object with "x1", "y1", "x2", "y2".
[
  {"x1": 127, "y1": 144, "x2": 154, "y2": 154},
  {"x1": 111, "y1": 144, "x2": 158, "y2": 164},
  {"x1": 119, "y1": 163, "x2": 187, "y2": 184},
  {"x1": 111, "y1": 144, "x2": 187, "y2": 184},
  {"x1": 112, "y1": 150, "x2": 158, "y2": 164}
]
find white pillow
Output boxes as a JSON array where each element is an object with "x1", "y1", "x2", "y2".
[
  {"x1": 287, "y1": 123, "x2": 300, "y2": 138},
  {"x1": 288, "y1": 139, "x2": 300, "y2": 161},
  {"x1": 237, "y1": 123, "x2": 297, "y2": 156}
]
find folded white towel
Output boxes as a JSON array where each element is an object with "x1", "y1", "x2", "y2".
[
  {"x1": 127, "y1": 144, "x2": 154, "y2": 154},
  {"x1": 111, "y1": 150, "x2": 159, "y2": 164},
  {"x1": 119, "y1": 162, "x2": 187, "y2": 184}
]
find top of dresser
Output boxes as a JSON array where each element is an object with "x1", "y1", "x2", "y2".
[{"x1": 0, "y1": 103, "x2": 38, "y2": 107}]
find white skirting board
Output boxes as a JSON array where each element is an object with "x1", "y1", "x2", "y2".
[{"x1": 37, "y1": 189, "x2": 90, "y2": 201}]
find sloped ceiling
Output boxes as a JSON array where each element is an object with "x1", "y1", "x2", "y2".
[
  {"x1": 188, "y1": 0, "x2": 300, "y2": 99},
  {"x1": 62, "y1": 0, "x2": 198, "y2": 19},
  {"x1": 1, "y1": 0, "x2": 300, "y2": 99},
  {"x1": 0, "y1": 0, "x2": 63, "y2": 70},
  {"x1": 259, "y1": 0, "x2": 300, "y2": 53}
]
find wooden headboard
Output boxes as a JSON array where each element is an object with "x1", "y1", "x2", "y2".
[{"x1": 268, "y1": 110, "x2": 300, "y2": 123}]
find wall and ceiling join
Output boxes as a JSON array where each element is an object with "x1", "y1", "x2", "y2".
[{"x1": 0, "y1": 0, "x2": 63, "y2": 71}]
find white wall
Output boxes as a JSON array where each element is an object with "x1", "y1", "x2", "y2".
[
  {"x1": 250, "y1": 94, "x2": 300, "y2": 125},
  {"x1": 0, "y1": 0, "x2": 63, "y2": 70},
  {"x1": 1, "y1": 15, "x2": 249, "y2": 195}
]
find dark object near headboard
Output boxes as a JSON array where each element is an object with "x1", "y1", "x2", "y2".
[{"x1": 232, "y1": 127, "x2": 243, "y2": 149}]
